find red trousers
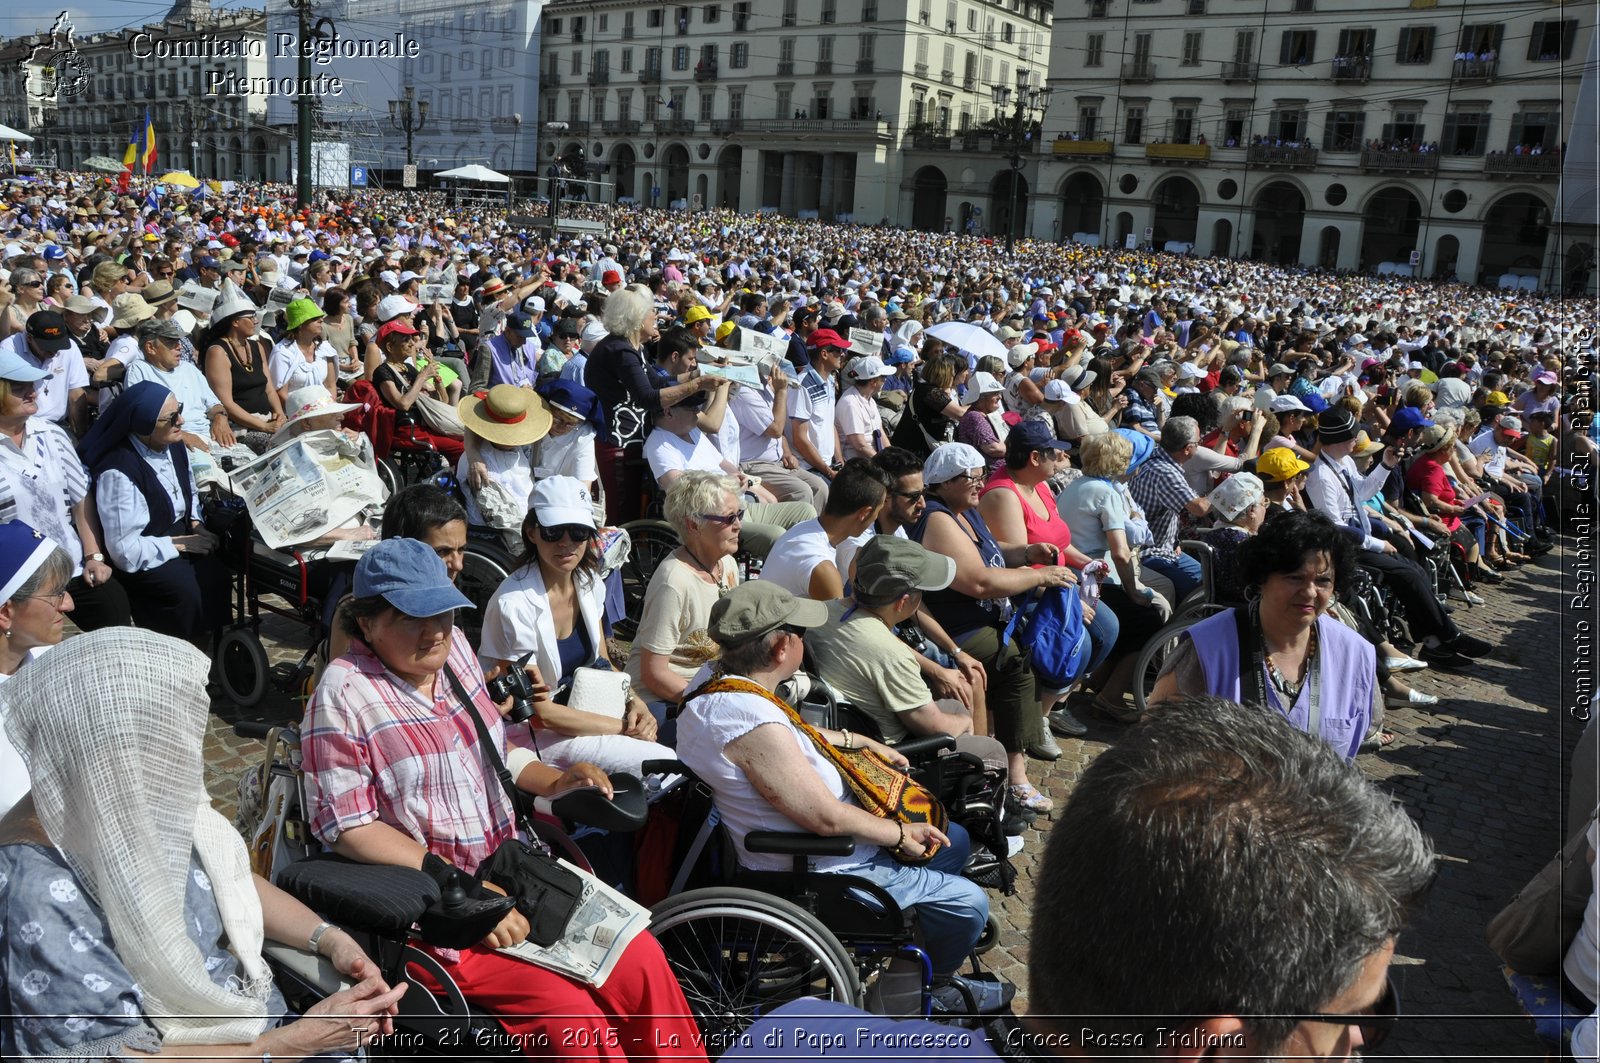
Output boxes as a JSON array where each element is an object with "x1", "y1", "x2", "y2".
[{"x1": 413, "y1": 933, "x2": 708, "y2": 1061}]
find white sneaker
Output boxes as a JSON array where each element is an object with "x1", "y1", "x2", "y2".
[
  {"x1": 1006, "y1": 835, "x2": 1026, "y2": 858},
  {"x1": 1383, "y1": 656, "x2": 1429, "y2": 672},
  {"x1": 1464, "y1": 591, "x2": 1486, "y2": 606}
]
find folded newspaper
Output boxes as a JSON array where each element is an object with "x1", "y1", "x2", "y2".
[
  {"x1": 496, "y1": 864, "x2": 651, "y2": 987},
  {"x1": 229, "y1": 430, "x2": 385, "y2": 550}
]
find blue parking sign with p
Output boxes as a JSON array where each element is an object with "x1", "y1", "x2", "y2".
[{"x1": 351, "y1": 166, "x2": 367, "y2": 187}]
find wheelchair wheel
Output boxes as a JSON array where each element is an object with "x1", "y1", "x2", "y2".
[
  {"x1": 216, "y1": 626, "x2": 270, "y2": 708},
  {"x1": 457, "y1": 541, "x2": 512, "y2": 648},
  {"x1": 376, "y1": 457, "x2": 401, "y2": 499},
  {"x1": 1131, "y1": 605, "x2": 1227, "y2": 717},
  {"x1": 651, "y1": 886, "x2": 863, "y2": 1051},
  {"x1": 615, "y1": 519, "x2": 681, "y2": 639}
]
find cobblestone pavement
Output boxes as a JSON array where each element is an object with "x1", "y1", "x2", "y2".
[{"x1": 204, "y1": 538, "x2": 1586, "y2": 1058}]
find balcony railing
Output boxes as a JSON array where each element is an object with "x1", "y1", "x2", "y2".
[
  {"x1": 601, "y1": 119, "x2": 643, "y2": 135},
  {"x1": 489, "y1": 116, "x2": 522, "y2": 132},
  {"x1": 855, "y1": 59, "x2": 874, "y2": 73},
  {"x1": 710, "y1": 118, "x2": 743, "y2": 134},
  {"x1": 694, "y1": 61, "x2": 717, "y2": 81},
  {"x1": 540, "y1": 71, "x2": 560, "y2": 88},
  {"x1": 638, "y1": 67, "x2": 662, "y2": 82},
  {"x1": 1146, "y1": 142, "x2": 1211, "y2": 163},
  {"x1": 1247, "y1": 144, "x2": 1318, "y2": 167},
  {"x1": 1221, "y1": 60, "x2": 1257, "y2": 82},
  {"x1": 1052, "y1": 138, "x2": 1114, "y2": 157},
  {"x1": 815, "y1": 60, "x2": 833, "y2": 74},
  {"x1": 914, "y1": 62, "x2": 927, "y2": 77},
  {"x1": 1483, "y1": 152, "x2": 1561, "y2": 177},
  {"x1": 1453, "y1": 57, "x2": 1498, "y2": 81},
  {"x1": 911, "y1": 131, "x2": 952, "y2": 149},
  {"x1": 656, "y1": 117, "x2": 696, "y2": 133},
  {"x1": 558, "y1": 121, "x2": 590, "y2": 135},
  {"x1": 1359, "y1": 148, "x2": 1438, "y2": 173},
  {"x1": 744, "y1": 117, "x2": 890, "y2": 136},
  {"x1": 451, "y1": 118, "x2": 480, "y2": 133},
  {"x1": 940, "y1": 68, "x2": 954, "y2": 84},
  {"x1": 777, "y1": 61, "x2": 793, "y2": 75},
  {"x1": 1330, "y1": 55, "x2": 1372, "y2": 81},
  {"x1": 587, "y1": 70, "x2": 609, "y2": 85},
  {"x1": 1121, "y1": 61, "x2": 1157, "y2": 82}
]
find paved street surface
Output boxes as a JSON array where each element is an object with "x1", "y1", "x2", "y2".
[{"x1": 204, "y1": 540, "x2": 1585, "y2": 1058}]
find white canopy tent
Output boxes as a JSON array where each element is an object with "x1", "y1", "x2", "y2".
[
  {"x1": 0, "y1": 123, "x2": 35, "y2": 143},
  {"x1": 436, "y1": 164, "x2": 508, "y2": 183}
]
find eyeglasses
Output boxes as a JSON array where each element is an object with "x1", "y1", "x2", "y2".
[
  {"x1": 20, "y1": 587, "x2": 70, "y2": 608},
  {"x1": 1278, "y1": 974, "x2": 1399, "y2": 1050},
  {"x1": 890, "y1": 488, "x2": 925, "y2": 502},
  {"x1": 699, "y1": 509, "x2": 746, "y2": 525},
  {"x1": 157, "y1": 410, "x2": 183, "y2": 427},
  {"x1": 536, "y1": 523, "x2": 594, "y2": 543},
  {"x1": 941, "y1": 472, "x2": 984, "y2": 486},
  {"x1": 778, "y1": 624, "x2": 809, "y2": 639},
  {"x1": 18, "y1": 281, "x2": 41, "y2": 288}
]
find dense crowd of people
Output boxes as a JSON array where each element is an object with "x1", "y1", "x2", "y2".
[{"x1": 0, "y1": 167, "x2": 1594, "y2": 1059}]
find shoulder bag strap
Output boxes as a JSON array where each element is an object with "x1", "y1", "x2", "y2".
[
  {"x1": 1234, "y1": 604, "x2": 1269, "y2": 709},
  {"x1": 443, "y1": 663, "x2": 534, "y2": 838}
]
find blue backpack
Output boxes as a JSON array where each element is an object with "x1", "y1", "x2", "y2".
[{"x1": 1018, "y1": 586, "x2": 1093, "y2": 690}]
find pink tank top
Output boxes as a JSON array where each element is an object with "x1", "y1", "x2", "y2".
[{"x1": 982, "y1": 472, "x2": 1075, "y2": 557}]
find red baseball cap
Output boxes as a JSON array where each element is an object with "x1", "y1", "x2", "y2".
[
  {"x1": 808, "y1": 328, "x2": 848, "y2": 350},
  {"x1": 376, "y1": 318, "x2": 419, "y2": 344},
  {"x1": 602, "y1": 269, "x2": 623, "y2": 286}
]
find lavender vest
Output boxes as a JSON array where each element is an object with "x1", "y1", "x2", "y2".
[{"x1": 1187, "y1": 608, "x2": 1374, "y2": 761}]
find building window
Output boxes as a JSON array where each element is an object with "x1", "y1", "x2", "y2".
[
  {"x1": 618, "y1": 92, "x2": 633, "y2": 121},
  {"x1": 1396, "y1": 27, "x2": 1432, "y2": 64},
  {"x1": 676, "y1": 7, "x2": 690, "y2": 33},
  {"x1": 624, "y1": 11, "x2": 634, "y2": 37},
  {"x1": 622, "y1": 49, "x2": 634, "y2": 72},
  {"x1": 819, "y1": 36, "x2": 834, "y2": 61},
  {"x1": 1292, "y1": 0, "x2": 1312, "y2": 10},
  {"x1": 548, "y1": 17, "x2": 562, "y2": 34},
  {"x1": 699, "y1": 90, "x2": 714, "y2": 121},
  {"x1": 1509, "y1": 110, "x2": 1560, "y2": 151},
  {"x1": 598, "y1": 14, "x2": 608, "y2": 31},
  {"x1": 1123, "y1": 104, "x2": 1144, "y2": 144},
  {"x1": 815, "y1": 91, "x2": 831, "y2": 119},
  {"x1": 782, "y1": 0, "x2": 797, "y2": 27},
  {"x1": 1528, "y1": 20, "x2": 1577, "y2": 61},
  {"x1": 1440, "y1": 110, "x2": 1488, "y2": 155},
  {"x1": 822, "y1": 0, "x2": 836, "y2": 24},
  {"x1": 1381, "y1": 110, "x2": 1423, "y2": 144},
  {"x1": 919, "y1": 3, "x2": 930, "y2": 24},
  {"x1": 1223, "y1": 108, "x2": 1246, "y2": 145},
  {"x1": 779, "y1": 37, "x2": 795, "y2": 74},
  {"x1": 500, "y1": 48, "x2": 513, "y2": 67},
  {"x1": 734, "y1": 3, "x2": 749, "y2": 31},
  {"x1": 729, "y1": 89, "x2": 744, "y2": 119},
  {"x1": 647, "y1": 9, "x2": 663, "y2": 27},
  {"x1": 1323, "y1": 108, "x2": 1364, "y2": 151},
  {"x1": 1268, "y1": 107, "x2": 1305, "y2": 142},
  {"x1": 1186, "y1": 0, "x2": 1204, "y2": 13},
  {"x1": 731, "y1": 42, "x2": 748, "y2": 68},
  {"x1": 776, "y1": 86, "x2": 792, "y2": 118},
  {"x1": 1002, "y1": 22, "x2": 1014, "y2": 43},
  {"x1": 645, "y1": 47, "x2": 663, "y2": 74},
  {"x1": 570, "y1": 51, "x2": 582, "y2": 74},
  {"x1": 572, "y1": 16, "x2": 584, "y2": 41},
  {"x1": 673, "y1": 46, "x2": 690, "y2": 70},
  {"x1": 1077, "y1": 104, "x2": 1099, "y2": 138},
  {"x1": 1172, "y1": 104, "x2": 1196, "y2": 143},
  {"x1": 704, "y1": 5, "x2": 720, "y2": 23},
  {"x1": 1181, "y1": 32, "x2": 1202, "y2": 66},
  {"x1": 863, "y1": 3, "x2": 877, "y2": 21},
  {"x1": 1085, "y1": 34, "x2": 1103, "y2": 67},
  {"x1": 441, "y1": 53, "x2": 452, "y2": 79},
  {"x1": 1280, "y1": 30, "x2": 1316, "y2": 65}
]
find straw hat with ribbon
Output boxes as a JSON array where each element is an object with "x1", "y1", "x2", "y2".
[
  {"x1": 281, "y1": 384, "x2": 362, "y2": 429},
  {"x1": 457, "y1": 386, "x2": 552, "y2": 447}
]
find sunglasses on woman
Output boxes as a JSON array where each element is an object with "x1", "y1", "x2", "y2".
[
  {"x1": 537, "y1": 524, "x2": 594, "y2": 543},
  {"x1": 1276, "y1": 974, "x2": 1400, "y2": 1050},
  {"x1": 157, "y1": 410, "x2": 183, "y2": 427},
  {"x1": 699, "y1": 509, "x2": 746, "y2": 525}
]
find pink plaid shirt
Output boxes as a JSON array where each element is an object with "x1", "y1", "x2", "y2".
[{"x1": 302, "y1": 628, "x2": 524, "y2": 876}]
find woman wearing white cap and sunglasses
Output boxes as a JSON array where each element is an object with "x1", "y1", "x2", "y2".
[{"x1": 479, "y1": 476, "x2": 672, "y2": 775}]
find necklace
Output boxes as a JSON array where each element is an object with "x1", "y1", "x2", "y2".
[
  {"x1": 682, "y1": 544, "x2": 727, "y2": 596},
  {"x1": 1263, "y1": 624, "x2": 1317, "y2": 702},
  {"x1": 224, "y1": 337, "x2": 253, "y2": 371}
]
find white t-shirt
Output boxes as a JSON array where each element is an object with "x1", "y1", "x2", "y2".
[
  {"x1": 533, "y1": 423, "x2": 599, "y2": 483},
  {"x1": 105, "y1": 332, "x2": 142, "y2": 366},
  {"x1": 677, "y1": 679, "x2": 864, "y2": 873},
  {"x1": 788, "y1": 367, "x2": 837, "y2": 471},
  {"x1": 730, "y1": 385, "x2": 785, "y2": 465},
  {"x1": 123, "y1": 359, "x2": 221, "y2": 439},
  {"x1": 267, "y1": 339, "x2": 338, "y2": 392},
  {"x1": 834, "y1": 388, "x2": 883, "y2": 461},
  {"x1": 0, "y1": 333, "x2": 88, "y2": 424},
  {"x1": 1469, "y1": 429, "x2": 1508, "y2": 479},
  {"x1": 644, "y1": 426, "x2": 728, "y2": 483},
  {"x1": 756, "y1": 518, "x2": 835, "y2": 598},
  {"x1": 0, "y1": 646, "x2": 49, "y2": 819},
  {"x1": 456, "y1": 443, "x2": 536, "y2": 528}
]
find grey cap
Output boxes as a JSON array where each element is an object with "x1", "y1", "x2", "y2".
[
  {"x1": 1267, "y1": 362, "x2": 1295, "y2": 377},
  {"x1": 136, "y1": 316, "x2": 187, "y2": 342},
  {"x1": 854, "y1": 536, "x2": 956, "y2": 600},
  {"x1": 708, "y1": 581, "x2": 829, "y2": 646}
]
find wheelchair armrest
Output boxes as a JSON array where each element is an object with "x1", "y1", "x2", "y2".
[
  {"x1": 548, "y1": 772, "x2": 649, "y2": 832},
  {"x1": 262, "y1": 942, "x2": 354, "y2": 998},
  {"x1": 275, "y1": 854, "x2": 441, "y2": 937},
  {"x1": 744, "y1": 831, "x2": 857, "y2": 857},
  {"x1": 895, "y1": 734, "x2": 956, "y2": 760},
  {"x1": 641, "y1": 758, "x2": 695, "y2": 780}
]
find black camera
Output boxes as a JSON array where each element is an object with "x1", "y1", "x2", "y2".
[{"x1": 486, "y1": 652, "x2": 538, "y2": 723}]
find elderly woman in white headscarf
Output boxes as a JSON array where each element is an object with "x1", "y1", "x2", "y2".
[{"x1": 0, "y1": 627, "x2": 404, "y2": 1062}]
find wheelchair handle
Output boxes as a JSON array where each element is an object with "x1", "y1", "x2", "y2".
[
  {"x1": 895, "y1": 734, "x2": 957, "y2": 759},
  {"x1": 548, "y1": 772, "x2": 649, "y2": 833},
  {"x1": 744, "y1": 830, "x2": 857, "y2": 857}
]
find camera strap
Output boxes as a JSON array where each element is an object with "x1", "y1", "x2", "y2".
[{"x1": 444, "y1": 663, "x2": 539, "y2": 840}]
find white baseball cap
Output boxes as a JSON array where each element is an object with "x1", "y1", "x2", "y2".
[
  {"x1": 961, "y1": 371, "x2": 1003, "y2": 402},
  {"x1": 845, "y1": 356, "x2": 897, "y2": 383},
  {"x1": 376, "y1": 294, "x2": 420, "y2": 323}
]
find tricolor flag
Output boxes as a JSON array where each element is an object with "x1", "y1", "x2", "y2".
[
  {"x1": 121, "y1": 124, "x2": 138, "y2": 170},
  {"x1": 138, "y1": 108, "x2": 157, "y2": 175}
]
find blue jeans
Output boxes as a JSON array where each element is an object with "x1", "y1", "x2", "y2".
[
  {"x1": 1141, "y1": 551, "x2": 1203, "y2": 603},
  {"x1": 1085, "y1": 597, "x2": 1119, "y2": 675},
  {"x1": 829, "y1": 821, "x2": 987, "y2": 977}
]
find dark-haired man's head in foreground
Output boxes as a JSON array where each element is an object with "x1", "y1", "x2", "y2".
[{"x1": 1029, "y1": 694, "x2": 1435, "y2": 1060}]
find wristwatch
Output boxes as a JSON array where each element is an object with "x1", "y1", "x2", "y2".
[{"x1": 87, "y1": 552, "x2": 105, "y2": 563}]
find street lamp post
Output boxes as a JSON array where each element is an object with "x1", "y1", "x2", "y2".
[
  {"x1": 388, "y1": 86, "x2": 428, "y2": 168},
  {"x1": 509, "y1": 113, "x2": 522, "y2": 207},
  {"x1": 543, "y1": 121, "x2": 568, "y2": 231},
  {"x1": 190, "y1": 139, "x2": 199, "y2": 175},
  {"x1": 992, "y1": 78, "x2": 1048, "y2": 255}
]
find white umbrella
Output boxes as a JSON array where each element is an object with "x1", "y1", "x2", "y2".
[
  {"x1": 435, "y1": 163, "x2": 509, "y2": 183},
  {"x1": 926, "y1": 321, "x2": 1006, "y2": 363},
  {"x1": 0, "y1": 123, "x2": 35, "y2": 143}
]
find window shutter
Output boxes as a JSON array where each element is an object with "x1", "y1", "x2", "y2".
[
  {"x1": 1306, "y1": 31, "x2": 1316, "y2": 61},
  {"x1": 1280, "y1": 32, "x2": 1292, "y2": 64},
  {"x1": 1395, "y1": 28, "x2": 1410, "y2": 59},
  {"x1": 1471, "y1": 117, "x2": 1488, "y2": 155},
  {"x1": 1527, "y1": 28, "x2": 1539, "y2": 60},
  {"x1": 1562, "y1": 20, "x2": 1577, "y2": 59}
]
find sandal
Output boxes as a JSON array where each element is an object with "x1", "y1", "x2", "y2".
[
  {"x1": 1009, "y1": 783, "x2": 1055, "y2": 814},
  {"x1": 1360, "y1": 730, "x2": 1398, "y2": 751}
]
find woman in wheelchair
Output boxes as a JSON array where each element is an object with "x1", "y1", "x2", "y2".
[
  {"x1": 480, "y1": 476, "x2": 673, "y2": 775},
  {"x1": 1, "y1": 628, "x2": 405, "y2": 1063},
  {"x1": 677, "y1": 581, "x2": 1010, "y2": 1017},
  {"x1": 1149, "y1": 510, "x2": 1387, "y2": 759},
  {"x1": 81, "y1": 381, "x2": 230, "y2": 648},
  {"x1": 302, "y1": 538, "x2": 705, "y2": 1060}
]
